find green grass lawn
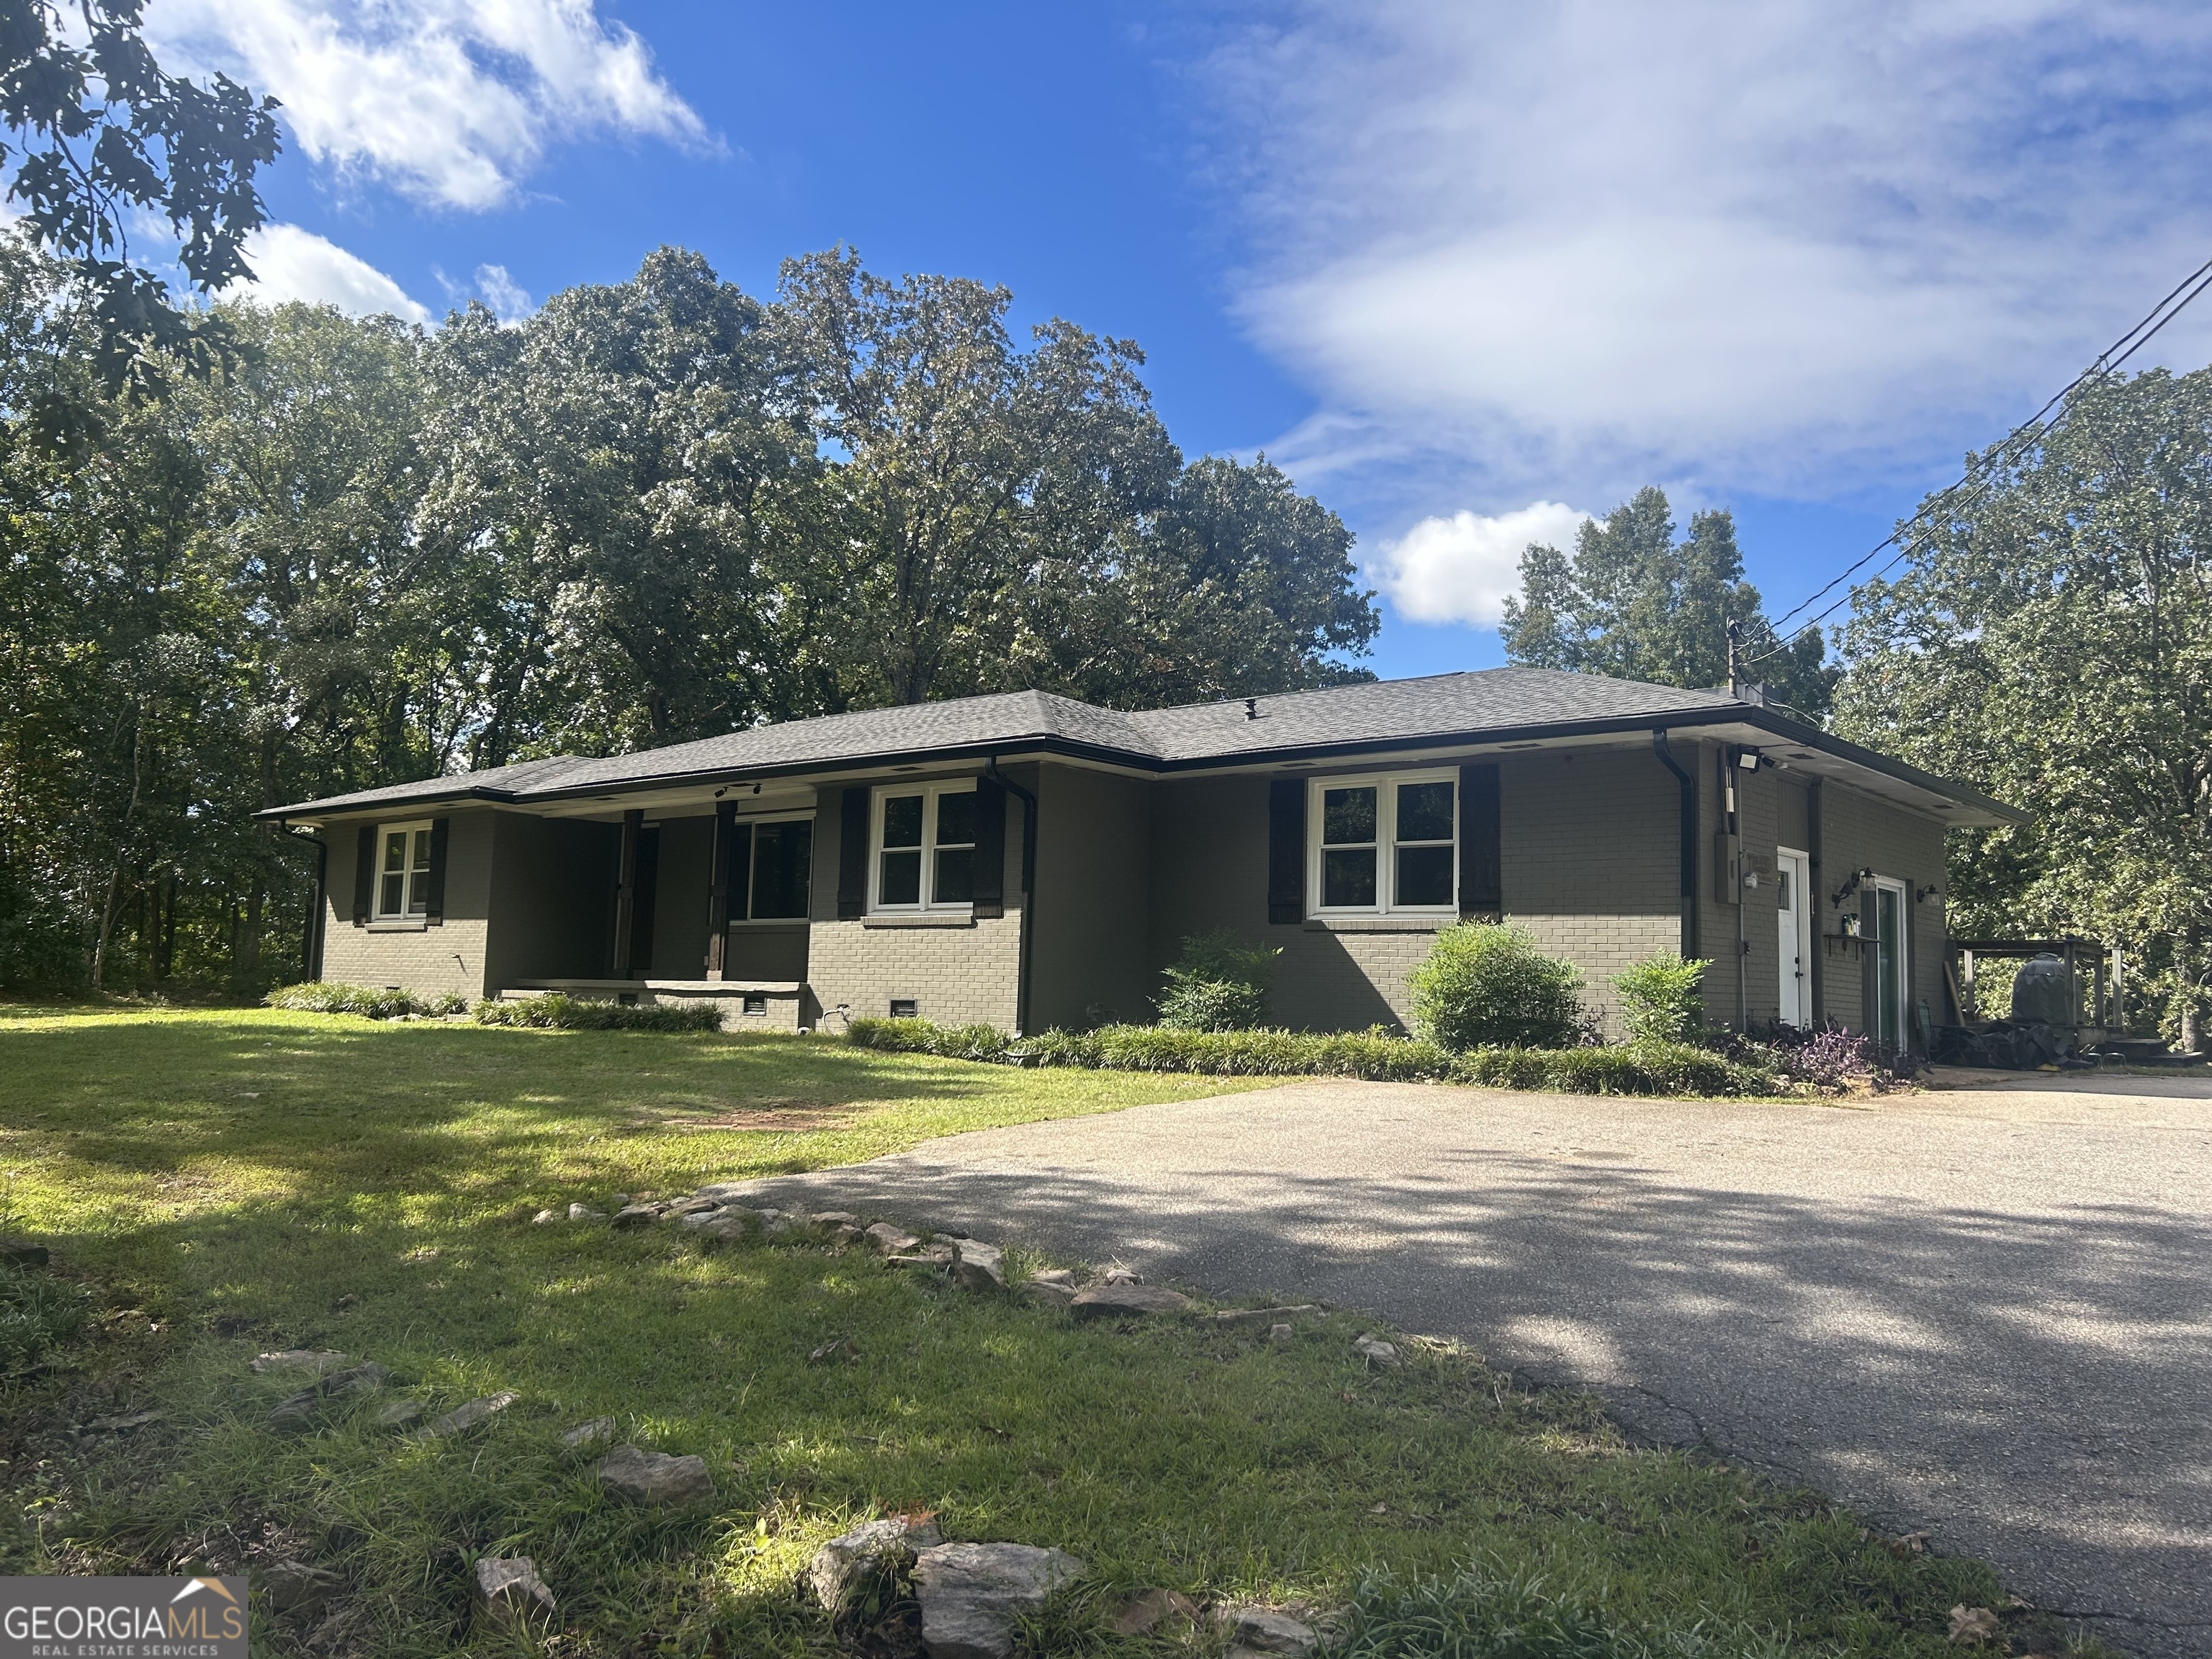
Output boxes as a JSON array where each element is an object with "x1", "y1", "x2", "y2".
[{"x1": 0, "y1": 1007, "x2": 2066, "y2": 1658}]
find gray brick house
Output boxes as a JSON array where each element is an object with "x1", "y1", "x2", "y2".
[{"x1": 259, "y1": 667, "x2": 2018, "y2": 1046}]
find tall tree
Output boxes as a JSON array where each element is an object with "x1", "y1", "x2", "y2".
[
  {"x1": 1501, "y1": 486, "x2": 1837, "y2": 715},
  {"x1": 1012, "y1": 453, "x2": 1377, "y2": 707},
  {"x1": 1834, "y1": 368, "x2": 2212, "y2": 1048},
  {"x1": 421, "y1": 247, "x2": 819, "y2": 758}
]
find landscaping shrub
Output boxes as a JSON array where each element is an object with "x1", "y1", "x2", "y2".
[
  {"x1": 264, "y1": 981, "x2": 464, "y2": 1019},
  {"x1": 1615, "y1": 951, "x2": 1711, "y2": 1045},
  {"x1": 1408, "y1": 922, "x2": 1586, "y2": 1051},
  {"x1": 1752, "y1": 1020, "x2": 1915, "y2": 1089},
  {"x1": 1156, "y1": 928, "x2": 1280, "y2": 1030},
  {"x1": 472, "y1": 993, "x2": 721, "y2": 1032},
  {"x1": 0, "y1": 1262, "x2": 90, "y2": 1370},
  {"x1": 1459, "y1": 1040, "x2": 1763, "y2": 1097},
  {"x1": 848, "y1": 1016, "x2": 1771, "y2": 1095},
  {"x1": 1322, "y1": 1563, "x2": 1786, "y2": 1659},
  {"x1": 844, "y1": 1015, "x2": 1013, "y2": 1061}
]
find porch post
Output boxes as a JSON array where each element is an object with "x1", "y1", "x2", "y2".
[
  {"x1": 613, "y1": 808, "x2": 642, "y2": 978},
  {"x1": 706, "y1": 800, "x2": 737, "y2": 979}
]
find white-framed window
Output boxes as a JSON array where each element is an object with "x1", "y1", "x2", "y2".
[
  {"x1": 374, "y1": 820, "x2": 434, "y2": 919},
  {"x1": 871, "y1": 782, "x2": 978, "y2": 912},
  {"x1": 736, "y1": 814, "x2": 813, "y2": 922},
  {"x1": 1308, "y1": 771, "x2": 1457, "y2": 916}
]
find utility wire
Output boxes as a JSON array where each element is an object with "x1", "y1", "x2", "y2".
[{"x1": 1735, "y1": 251, "x2": 2212, "y2": 670}]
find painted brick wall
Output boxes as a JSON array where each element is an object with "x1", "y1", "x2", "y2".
[
  {"x1": 1499, "y1": 747, "x2": 1681, "y2": 1037},
  {"x1": 322, "y1": 809, "x2": 496, "y2": 999},
  {"x1": 805, "y1": 775, "x2": 1025, "y2": 1030},
  {"x1": 1030, "y1": 763, "x2": 1153, "y2": 1028},
  {"x1": 1151, "y1": 750, "x2": 1689, "y2": 1037}
]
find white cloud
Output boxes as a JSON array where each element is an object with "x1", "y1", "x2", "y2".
[
  {"x1": 1369, "y1": 500, "x2": 1591, "y2": 626},
  {"x1": 235, "y1": 222, "x2": 429, "y2": 323},
  {"x1": 473, "y1": 263, "x2": 534, "y2": 322},
  {"x1": 146, "y1": 0, "x2": 714, "y2": 211},
  {"x1": 1195, "y1": 2, "x2": 2212, "y2": 505}
]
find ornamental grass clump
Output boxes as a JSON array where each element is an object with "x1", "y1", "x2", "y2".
[
  {"x1": 264, "y1": 981, "x2": 464, "y2": 1020},
  {"x1": 1408, "y1": 922, "x2": 1586, "y2": 1051},
  {"x1": 472, "y1": 993, "x2": 721, "y2": 1032},
  {"x1": 1615, "y1": 952, "x2": 1712, "y2": 1045},
  {"x1": 1156, "y1": 928, "x2": 1280, "y2": 1031}
]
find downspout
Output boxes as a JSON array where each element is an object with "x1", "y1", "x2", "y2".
[
  {"x1": 985, "y1": 758, "x2": 1038, "y2": 1038},
  {"x1": 1806, "y1": 777, "x2": 1823, "y2": 1024},
  {"x1": 276, "y1": 822, "x2": 328, "y2": 982},
  {"x1": 1725, "y1": 747, "x2": 1746, "y2": 1033},
  {"x1": 1651, "y1": 730, "x2": 1698, "y2": 960}
]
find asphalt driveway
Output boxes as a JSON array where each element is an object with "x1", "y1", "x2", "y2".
[{"x1": 734, "y1": 1071, "x2": 2212, "y2": 1656}]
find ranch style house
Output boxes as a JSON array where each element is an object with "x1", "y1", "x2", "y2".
[{"x1": 258, "y1": 667, "x2": 2020, "y2": 1046}]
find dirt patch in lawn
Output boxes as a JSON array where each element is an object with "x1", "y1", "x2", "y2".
[{"x1": 634, "y1": 1097, "x2": 867, "y2": 1132}]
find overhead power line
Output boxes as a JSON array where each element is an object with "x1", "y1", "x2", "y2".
[{"x1": 1736, "y1": 251, "x2": 2212, "y2": 667}]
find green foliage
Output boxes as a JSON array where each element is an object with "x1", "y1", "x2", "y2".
[
  {"x1": 0, "y1": 242, "x2": 1377, "y2": 994},
  {"x1": 1408, "y1": 922, "x2": 1586, "y2": 1052},
  {"x1": 1501, "y1": 486, "x2": 1837, "y2": 717},
  {"x1": 263, "y1": 982, "x2": 462, "y2": 1020},
  {"x1": 1457, "y1": 1041, "x2": 1763, "y2": 1097},
  {"x1": 1322, "y1": 1563, "x2": 1789, "y2": 1658},
  {"x1": 1835, "y1": 367, "x2": 2212, "y2": 1048},
  {"x1": 0, "y1": 0, "x2": 280, "y2": 391},
  {"x1": 1158, "y1": 927, "x2": 1280, "y2": 1030},
  {"x1": 1616, "y1": 953, "x2": 1712, "y2": 1045},
  {"x1": 0, "y1": 1262, "x2": 89, "y2": 1370},
  {"x1": 848, "y1": 1017, "x2": 1770, "y2": 1096},
  {"x1": 470, "y1": 994, "x2": 721, "y2": 1032}
]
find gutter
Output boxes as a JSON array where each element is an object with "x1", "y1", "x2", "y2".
[
  {"x1": 984, "y1": 757, "x2": 1039, "y2": 1038},
  {"x1": 1650, "y1": 730, "x2": 1699, "y2": 960},
  {"x1": 274, "y1": 822, "x2": 328, "y2": 981}
]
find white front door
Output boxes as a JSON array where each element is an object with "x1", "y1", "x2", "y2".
[{"x1": 1776, "y1": 848, "x2": 1811, "y2": 1026}]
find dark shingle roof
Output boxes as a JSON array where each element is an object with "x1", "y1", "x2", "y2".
[
  {"x1": 262, "y1": 666, "x2": 2013, "y2": 822},
  {"x1": 1127, "y1": 668, "x2": 1734, "y2": 761}
]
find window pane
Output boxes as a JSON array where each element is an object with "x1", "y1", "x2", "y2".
[
  {"x1": 750, "y1": 822, "x2": 812, "y2": 919},
  {"x1": 1322, "y1": 786, "x2": 1376, "y2": 845},
  {"x1": 1396, "y1": 781, "x2": 1454, "y2": 843},
  {"x1": 408, "y1": 876, "x2": 428, "y2": 914},
  {"x1": 934, "y1": 788, "x2": 977, "y2": 848},
  {"x1": 881, "y1": 794, "x2": 924, "y2": 849},
  {"x1": 383, "y1": 833, "x2": 406, "y2": 873},
  {"x1": 380, "y1": 871, "x2": 404, "y2": 914},
  {"x1": 411, "y1": 829, "x2": 433, "y2": 872},
  {"x1": 934, "y1": 846, "x2": 974, "y2": 904},
  {"x1": 1323, "y1": 847, "x2": 1377, "y2": 907},
  {"x1": 1396, "y1": 844, "x2": 1454, "y2": 907},
  {"x1": 879, "y1": 848, "x2": 922, "y2": 906}
]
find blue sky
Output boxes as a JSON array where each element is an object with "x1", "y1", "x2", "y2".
[{"x1": 142, "y1": 0, "x2": 2212, "y2": 683}]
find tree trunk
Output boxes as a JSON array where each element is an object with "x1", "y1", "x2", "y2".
[{"x1": 2180, "y1": 929, "x2": 2207, "y2": 1054}]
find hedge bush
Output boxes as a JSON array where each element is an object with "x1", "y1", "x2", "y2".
[
  {"x1": 1157, "y1": 928, "x2": 1280, "y2": 1031},
  {"x1": 1408, "y1": 922, "x2": 1586, "y2": 1051},
  {"x1": 1615, "y1": 951, "x2": 1712, "y2": 1045},
  {"x1": 846, "y1": 1015, "x2": 1772, "y2": 1096},
  {"x1": 472, "y1": 993, "x2": 723, "y2": 1032},
  {"x1": 264, "y1": 981, "x2": 466, "y2": 1019}
]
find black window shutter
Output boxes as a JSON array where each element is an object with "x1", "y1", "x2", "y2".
[
  {"x1": 423, "y1": 817, "x2": 451, "y2": 924},
  {"x1": 1267, "y1": 778, "x2": 1305, "y2": 925},
  {"x1": 837, "y1": 787, "x2": 870, "y2": 918},
  {"x1": 971, "y1": 775, "x2": 1007, "y2": 917},
  {"x1": 351, "y1": 824, "x2": 377, "y2": 925},
  {"x1": 1459, "y1": 763, "x2": 1501, "y2": 918}
]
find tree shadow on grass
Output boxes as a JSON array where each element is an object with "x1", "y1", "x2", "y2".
[
  {"x1": 729, "y1": 1133, "x2": 2212, "y2": 1658},
  {"x1": 0, "y1": 1016, "x2": 1033, "y2": 1210}
]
